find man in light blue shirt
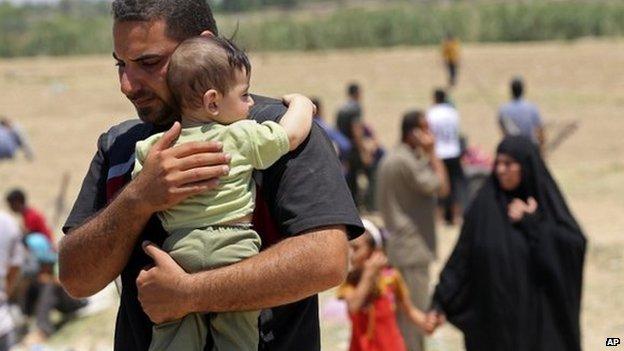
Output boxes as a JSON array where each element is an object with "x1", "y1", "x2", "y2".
[{"x1": 498, "y1": 78, "x2": 545, "y2": 149}]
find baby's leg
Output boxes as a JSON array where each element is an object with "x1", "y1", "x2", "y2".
[
  {"x1": 148, "y1": 228, "x2": 213, "y2": 351},
  {"x1": 150, "y1": 227, "x2": 261, "y2": 351},
  {"x1": 149, "y1": 314, "x2": 208, "y2": 351},
  {"x1": 210, "y1": 310, "x2": 260, "y2": 351},
  {"x1": 201, "y1": 227, "x2": 261, "y2": 351}
]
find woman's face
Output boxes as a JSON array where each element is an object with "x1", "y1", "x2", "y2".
[
  {"x1": 495, "y1": 153, "x2": 522, "y2": 191},
  {"x1": 349, "y1": 235, "x2": 373, "y2": 269}
]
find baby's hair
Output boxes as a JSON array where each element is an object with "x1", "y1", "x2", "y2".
[{"x1": 167, "y1": 36, "x2": 251, "y2": 112}]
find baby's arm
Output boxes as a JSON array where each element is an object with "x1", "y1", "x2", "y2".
[{"x1": 280, "y1": 94, "x2": 315, "y2": 151}]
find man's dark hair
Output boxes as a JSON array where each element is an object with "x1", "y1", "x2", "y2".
[
  {"x1": 347, "y1": 83, "x2": 360, "y2": 98},
  {"x1": 434, "y1": 89, "x2": 446, "y2": 104},
  {"x1": 401, "y1": 110, "x2": 425, "y2": 141},
  {"x1": 6, "y1": 189, "x2": 25, "y2": 205},
  {"x1": 111, "y1": 0, "x2": 219, "y2": 40},
  {"x1": 511, "y1": 77, "x2": 524, "y2": 99},
  {"x1": 168, "y1": 36, "x2": 251, "y2": 112}
]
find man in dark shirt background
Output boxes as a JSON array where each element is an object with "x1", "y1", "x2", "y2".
[
  {"x1": 336, "y1": 83, "x2": 381, "y2": 211},
  {"x1": 58, "y1": 1, "x2": 362, "y2": 350}
]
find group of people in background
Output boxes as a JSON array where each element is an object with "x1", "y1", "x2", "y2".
[
  {"x1": 0, "y1": 190, "x2": 85, "y2": 350},
  {"x1": 0, "y1": 8, "x2": 580, "y2": 350},
  {"x1": 333, "y1": 69, "x2": 583, "y2": 351}
]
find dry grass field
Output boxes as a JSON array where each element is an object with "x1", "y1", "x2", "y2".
[{"x1": 0, "y1": 38, "x2": 622, "y2": 350}]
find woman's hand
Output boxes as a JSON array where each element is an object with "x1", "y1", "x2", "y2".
[
  {"x1": 411, "y1": 309, "x2": 436, "y2": 335},
  {"x1": 426, "y1": 310, "x2": 446, "y2": 331},
  {"x1": 508, "y1": 197, "x2": 538, "y2": 223}
]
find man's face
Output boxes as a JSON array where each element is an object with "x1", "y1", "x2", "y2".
[
  {"x1": 7, "y1": 199, "x2": 22, "y2": 213},
  {"x1": 113, "y1": 20, "x2": 180, "y2": 125}
]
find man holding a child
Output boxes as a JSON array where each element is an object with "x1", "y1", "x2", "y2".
[{"x1": 58, "y1": 1, "x2": 363, "y2": 350}]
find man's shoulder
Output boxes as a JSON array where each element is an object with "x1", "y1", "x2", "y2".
[
  {"x1": 380, "y1": 146, "x2": 413, "y2": 170},
  {"x1": 250, "y1": 95, "x2": 287, "y2": 123},
  {"x1": 98, "y1": 119, "x2": 153, "y2": 152}
]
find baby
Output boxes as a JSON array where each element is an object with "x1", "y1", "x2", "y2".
[{"x1": 132, "y1": 36, "x2": 314, "y2": 351}]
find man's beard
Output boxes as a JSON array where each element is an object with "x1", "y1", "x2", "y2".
[
  {"x1": 136, "y1": 102, "x2": 178, "y2": 127},
  {"x1": 127, "y1": 88, "x2": 178, "y2": 126}
]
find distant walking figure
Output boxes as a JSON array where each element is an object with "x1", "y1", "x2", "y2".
[{"x1": 441, "y1": 34, "x2": 460, "y2": 87}]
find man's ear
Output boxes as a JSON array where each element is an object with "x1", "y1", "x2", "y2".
[
  {"x1": 200, "y1": 30, "x2": 215, "y2": 38},
  {"x1": 203, "y1": 89, "x2": 220, "y2": 116}
]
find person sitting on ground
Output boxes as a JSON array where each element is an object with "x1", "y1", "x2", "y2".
[
  {"x1": 6, "y1": 190, "x2": 54, "y2": 246},
  {"x1": 0, "y1": 118, "x2": 34, "y2": 161},
  {"x1": 132, "y1": 36, "x2": 314, "y2": 351},
  {"x1": 0, "y1": 211, "x2": 25, "y2": 351},
  {"x1": 338, "y1": 219, "x2": 434, "y2": 351},
  {"x1": 18, "y1": 232, "x2": 86, "y2": 345}
]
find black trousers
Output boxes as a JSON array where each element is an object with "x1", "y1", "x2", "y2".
[
  {"x1": 447, "y1": 62, "x2": 458, "y2": 86},
  {"x1": 441, "y1": 156, "x2": 467, "y2": 223}
]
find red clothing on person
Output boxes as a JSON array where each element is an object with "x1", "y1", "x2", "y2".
[
  {"x1": 23, "y1": 207, "x2": 54, "y2": 243},
  {"x1": 338, "y1": 268, "x2": 408, "y2": 351}
]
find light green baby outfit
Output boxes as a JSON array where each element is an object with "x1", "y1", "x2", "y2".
[{"x1": 133, "y1": 119, "x2": 289, "y2": 351}]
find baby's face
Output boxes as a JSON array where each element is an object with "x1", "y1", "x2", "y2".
[{"x1": 215, "y1": 69, "x2": 254, "y2": 124}]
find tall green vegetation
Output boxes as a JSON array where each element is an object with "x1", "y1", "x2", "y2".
[
  {"x1": 1, "y1": 0, "x2": 623, "y2": 57},
  {"x1": 222, "y1": 1, "x2": 624, "y2": 50},
  {"x1": 0, "y1": 1, "x2": 111, "y2": 57}
]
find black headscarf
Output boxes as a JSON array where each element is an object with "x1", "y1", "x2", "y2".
[{"x1": 432, "y1": 136, "x2": 586, "y2": 351}]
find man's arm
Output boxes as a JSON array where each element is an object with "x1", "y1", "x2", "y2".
[
  {"x1": 59, "y1": 123, "x2": 229, "y2": 298},
  {"x1": 137, "y1": 226, "x2": 348, "y2": 324}
]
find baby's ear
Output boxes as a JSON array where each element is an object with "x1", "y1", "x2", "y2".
[
  {"x1": 203, "y1": 89, "x2": 220, "y2": 116},
  {"x1": 200, "y1": 30, "x2": 215, "y2": 38}
]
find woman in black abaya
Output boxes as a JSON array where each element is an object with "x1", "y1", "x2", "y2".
[{"x1": 429, "y1": 136, "x2": 586, "y2": 351}]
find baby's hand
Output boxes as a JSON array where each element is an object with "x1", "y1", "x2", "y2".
[
  {"x1": 282, "y1": 94, "x2": 317, "y2": 115},
  {"x1": 281, "y1": 93, "x2": 303, "y2": 106}
]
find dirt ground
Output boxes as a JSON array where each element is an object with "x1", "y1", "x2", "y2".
[{"x1": 0, "y1": 38, "x2": 622, "y2": 350}]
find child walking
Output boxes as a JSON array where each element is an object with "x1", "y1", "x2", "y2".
[
  {"x1": 338, "y1": 219, "x2": 434, "y2": 351},
  {"x1": 132, "y1": 36, "x2": 314, "y2": 351}
]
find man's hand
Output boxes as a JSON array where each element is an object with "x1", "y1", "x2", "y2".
[
  {"x1": 415, "y1": 128, "x2": 436, "y2": 155},
  {"x1": 136, "y1": 242, "x2": 194, "y2": 324},
  {"x1": 507, "y1": 197, "x2": 538, "y2": 223},
  {"x1": 137, "y1": 227, "x2": 348, "y2": 317},
  {"x1": 130, "y1": 121, "x2": 231, "y2": 215}
]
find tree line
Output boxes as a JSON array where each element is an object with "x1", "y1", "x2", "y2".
[{"x1": 0, "y1": 0, "x2": 623, "y2": 57}]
